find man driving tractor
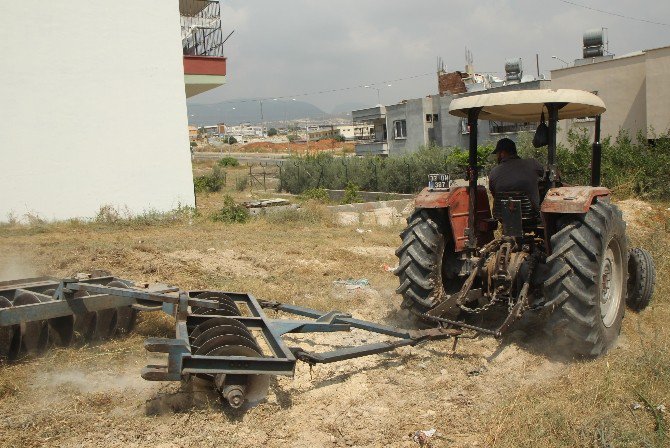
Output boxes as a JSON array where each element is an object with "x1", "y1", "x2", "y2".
[{"x1": 488, "y1": 137, "x2": 544, "y2": 210}]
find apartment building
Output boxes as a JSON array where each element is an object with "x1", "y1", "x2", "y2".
[
  {"x1": 1, "y1": 0, "x2": 227, "y2": 221},
  {"x1": 551, "y1": 45, "x2": 670, "y2": 144}
]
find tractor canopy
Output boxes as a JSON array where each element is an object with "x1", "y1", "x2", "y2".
[{"x1": 448, "y1": 89, "x2": 605, "y2": 123}]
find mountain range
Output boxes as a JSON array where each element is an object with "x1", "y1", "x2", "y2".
[{"x1": 186, "y1": 99, "x2": 372, "y2": 125}]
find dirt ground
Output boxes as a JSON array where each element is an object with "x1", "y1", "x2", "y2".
[
  {"x1": 0, "y1": 189, "x2": 668, "y2": 447},
  {"x1": 194, "y1": 138, "x2": 355, "y2": 155}
]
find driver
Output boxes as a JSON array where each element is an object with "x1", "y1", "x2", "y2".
[{"x1": 488, "y1": 138, "x2": 544, "y2": 209}]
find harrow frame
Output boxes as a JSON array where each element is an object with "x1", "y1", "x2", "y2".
[{"x1": 0, "y1": 275, "x2": 461, "y2": 406}]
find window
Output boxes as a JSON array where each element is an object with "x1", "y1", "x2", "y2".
[
  {"x1": 433, "y1": 114, "x2": 439, "y2": 122},
  {"x1": 461, "y1": 118, "x2": 470, "y2": 134},
  {"x1": 394, "y1": 120, "x2": 407, "y2": 139},
  {"x1": 426, "y1": 114, "x2": 432, "y2": 123},
  {"x1": 489, "y1": 121, "x2": 535, "y2": 134}
]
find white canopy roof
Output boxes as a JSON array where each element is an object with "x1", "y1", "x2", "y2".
[{"x1": 448, "y1": 89, "x2": 606, "y2": 123}]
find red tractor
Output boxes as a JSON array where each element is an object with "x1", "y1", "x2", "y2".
[{"x1": 395, "y1": 89, "x2": 656, "y2": 356}]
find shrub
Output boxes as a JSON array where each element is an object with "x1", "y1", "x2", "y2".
[
  {"x1": 217, "y1": 156, "x2": 239, "y2": 167},
  {"x1": 278, "y1": 146, "x2": 479, "y2": 195},
  {"x1": 268, "y1": 128, "x2": 278, "y2": 136},
  {"x1": 226, "y1": 136, "x2": 237, "y2": 144},
  {"x1": 235, "y1": 175, "x2": 248, "y2": 191},
  {"x1": 341, "y1": 182, "x2": 363, "y2": 204},
  {"x1": 194, "y1": 166, "x2": 226, "y2": 193},
  {"x1": 211, "y1": 196, "x2": 250, "y2": 223},
  {"x1": 287, "y1": 134, "x2": 298, "y2": 142},
  {"x1": 334, "y1": 134, "x2": 346, "y2": 142},
  {"x1": 299, "y1": 187, "x2": 330, "y2": 203},
  {"x1": 557, "y1": 129, "x2": 670, "y2": 199}
]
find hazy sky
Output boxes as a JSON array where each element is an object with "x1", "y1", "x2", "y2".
[{"x1": 189, "y1": 0, "x2": 670, "y2": 112}]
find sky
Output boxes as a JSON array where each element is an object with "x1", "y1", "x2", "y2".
[{"x1": 189, "y1": 0, "x2": 670, "y2": 113}]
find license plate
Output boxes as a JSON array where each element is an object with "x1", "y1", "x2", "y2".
[{"x1": 428, "y1": 173, "x2": 450, "y2": 190}]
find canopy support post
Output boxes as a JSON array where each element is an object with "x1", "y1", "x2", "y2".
[
  {"x1": 467, "y1": 107, "x2": 482, "y2": 250},
  {"x1": 591, "y1": 115, "x2": 602, "y2": 187}
]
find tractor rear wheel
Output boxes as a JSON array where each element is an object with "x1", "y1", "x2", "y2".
[
  {"x1": 394, "y1": 209, "x2": 464, "y2": 317},
  {"x1": 543, "y1": 201, "x2": 627, "y2": 357}
]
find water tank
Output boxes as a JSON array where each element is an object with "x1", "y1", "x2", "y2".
[
  {"x1": 582, "y1": 28, "x2": 604, "y2": 58},
  {"x1": 505, "y1": 58, "x2": 523, "y2": 82},
  {"x1": 583, "y1": 28, "x2": 604, "y2": 47}
]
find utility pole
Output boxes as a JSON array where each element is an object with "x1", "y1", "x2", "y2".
[{"x1": 259, "y1": 100, "x2": 264, "y2": 137}]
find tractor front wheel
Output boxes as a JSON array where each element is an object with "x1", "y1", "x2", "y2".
[
  {"x1": 626, "y1": 247, "x2": 655, "y2": 311},
  {"x1": 543, "y1": 201, "x2": 628, "y2": 357}
]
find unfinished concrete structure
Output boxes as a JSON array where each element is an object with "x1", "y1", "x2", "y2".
[{"x1": 353, "y1": 80, "x2": 547, "y2": 156}]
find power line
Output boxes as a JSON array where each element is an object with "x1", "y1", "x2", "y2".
[
  {"x1": 203, "y1": 72, "x2": 435, "y2": 105},
  {"x1": 557, "y1": 0, "x2": 669, "y2": 27}
]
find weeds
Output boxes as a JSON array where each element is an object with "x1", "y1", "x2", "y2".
[
  {"x1": 235, "y1": 175, "x2": 248, "y2": 192},
  {"x1": 210, "y1": 195, "x2": 250, "y2": 224},
  {"x1": 194, "y1": 165, "x2": 226, "y2": 193},
  {"x1": 299, "y1": 187, "x2": 330, "y2": 203},
  {"x1": 341, "y1": 182, "x2": 363, "y2": 204},
  {"x1": 217, "y1": 156, "x2": 239, "y2": 167}
]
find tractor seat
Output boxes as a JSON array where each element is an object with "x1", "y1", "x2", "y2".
[{"x1": 492, "y1": 191, "x2": 541, "y2": 231}]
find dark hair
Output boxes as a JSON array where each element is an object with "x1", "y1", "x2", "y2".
[{"x1": 493, "y1": 137, "x2": 517, "y2": 154}]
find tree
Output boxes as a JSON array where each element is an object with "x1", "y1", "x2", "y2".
[
  {"x1": 227, "y1": 136, "x2": 238, "y2": 144},
  {"x1": 268, "y1": 128, "x2": 278, "y2": 136}
]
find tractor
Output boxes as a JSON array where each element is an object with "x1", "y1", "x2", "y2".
[{"x1": 395, "y1": 89, "x2": 656, "y2": 357}]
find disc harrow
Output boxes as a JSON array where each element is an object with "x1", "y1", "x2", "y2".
[{"x1": 0, "y1": 275, "x2": 463, "y2": 408}]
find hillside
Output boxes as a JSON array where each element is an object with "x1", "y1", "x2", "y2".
[{"x1": 187, "y1": 99, "x2": 328, "y2": 125}]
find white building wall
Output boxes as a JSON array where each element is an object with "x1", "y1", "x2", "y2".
[{"x1": 0, "y1": 0, "x2": 195, "y2": 221}]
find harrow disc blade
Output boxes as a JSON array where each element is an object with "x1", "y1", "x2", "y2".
[
  {"x1": 107, "y1": 280, "x2": 137, "y2": 336},
  {"x1": 0, "y1": 296, "x2": 20, "y2": 360},
  {"x1": 189, "y1": 316, "x2": 252, "y2": 342},
  {"x1": 192, "y1": 325, "x2": 260, "y2": 355},
  {"x1": 14, "y1": 292, "x2": 49, "y2": 354},
  {"x1": 43, "y1": 289, "x2": 74, "y2": 347},
  {"x1": 192, "y1": 292, "x2": 241, "y2": 316},
  {"x1": 195, "y1": 332, "x2": 261, "y2": 356},
  {"x1": 95, "y1": 308, "x2": 118, "y2": 340},
  {"x1": 207, "y1": 345, "x2": 270, "y2": 404},
  {"x1": 72, "y1": 291, "x2": 97, "y2": 342}
]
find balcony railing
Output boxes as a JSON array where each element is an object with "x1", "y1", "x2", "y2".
[
  {"x1": 355, "y1": 141, "x2": 389, "y2": 156},
  {"x1": 181, "y1": 0, "x2": 224, "y2": 57}
]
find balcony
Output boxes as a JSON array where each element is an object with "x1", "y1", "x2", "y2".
[
  {"x1": 180, "y1": 0, "x2": 227, "y2": 98},
  {"x1": 355, "y1": 140, "x2": 389, "y2": 156},
  {"x1": 352, "y1": 106, "x2": 388, "y2": 156}
]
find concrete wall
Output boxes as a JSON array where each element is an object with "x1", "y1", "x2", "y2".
[
  {"x1": 551, "y1": 54, "x2": 648, "y2": 143},
  {"x1": 386, "y1": 98, "x2": 431, "y2": 155},
  {"x1": 0, "y1": 0, "x2": 195, "y2": 221},
  {"x1": 645, "y1": 47, "x2": 670, "y2": 135}
]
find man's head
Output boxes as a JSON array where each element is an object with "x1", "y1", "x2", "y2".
[{"x1": 492, "y1": 138, "x2": 517, "y2": 163}]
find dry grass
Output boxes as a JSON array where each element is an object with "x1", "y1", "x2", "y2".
[{"x1": 0, "y1": 177, "x2": 668, "y2": 446}]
